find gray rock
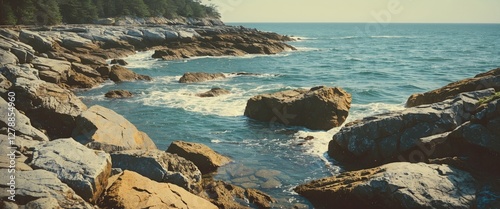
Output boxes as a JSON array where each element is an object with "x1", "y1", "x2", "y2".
[
  {"x1": 329, "y1": 89, "x2": 495, "y2": 168},
  {"x1": 0, "y1": 49, "x2": 18, "y2": 66},
  {"x1": 0, "y1": 137, "x2": 32, "y2": 171},
  {"x1": 19, "y1": 30, "x2": 53, "y2": 53},
  {"x1": 12, "y1": 78, "x2": 87, "y2": 138},
  {"x1": 141, "y1": 29, "x2": 166, "y2": 43},
  {"x1": 0, "y1": 64, "x2": 39, "y2": 82},
  {"x1": 111, "y1": 149, "x2": 202, "y2": 192},
  {"x1": 0, "y1": 169, "x2": 93, "y2": 208},
  {"x1": 295, "y1": 162, "x2": 476, "y2": 209},
  {"x1": 0, "y1": 97, "x2": 49, "y2": 141},
  {"x1": 61, "y1": 36, "x2": 98, "y2": 50},
  {"x1": 245, "y1": 86, "x2": 352, "y2": 130},
  {"x1": 10, "y1": 47, "x2": 35, "y2": 64},
  {"x1": 164, "y1": 29, "x2": 179, "y2": 39},
  {"x1": 71, "y1": 62, "x2": 101, "y2": 77},
  {"x1": 0, "y1": 28, "x2": 19, "y2": 40},
  {"x1": 0, "y1": 73, "x2": 11, "y2": 94},
  {"x1": 126, "y1": 29, "x2": 143, "y2": 37},
  {"x1": 32, "y1": 57, "x2": 72, "y2": 83},
  {"x1": 72, "y1": 105, "x2": 157, "y2": 152},
  {"x1": 30, "y1": 138, "x2": 111, "y2": 203},
  {"x1": 196, "y1": 87, "x2": 231, "y2": 97},
  {"x1": 179, "y1": 72, "x2": 226, "y2": 83}
]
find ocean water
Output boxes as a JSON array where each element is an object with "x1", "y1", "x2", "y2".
[{"x1": 76, "y1": 23, "x2": 500, "y2": 208}]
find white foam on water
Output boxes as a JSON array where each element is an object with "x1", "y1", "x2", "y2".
[
  {"x1": 370, "y1": 35, "x2": 417, "y2": 39},
  {"x1": 119, "y1": 51, "x2": 159, "y2": 69},
  {"x1": 290, "y1": 36, "x2": 317, "y2": 41},
  {"x1": 294, "y1": 47, "x2": 320, "y2": 52}
]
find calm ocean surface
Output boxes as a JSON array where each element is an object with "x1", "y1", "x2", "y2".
[{"x1": 77, "y1": 23, "x2": 500, "y2": 208}]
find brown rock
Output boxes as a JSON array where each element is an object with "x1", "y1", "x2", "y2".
[
  {"x1": 179, "y1": 72, "x2": 226, "y2": 83},
  {"x1": 100, "y1": 170, "x2": 218, "y2": 209},
  {"x1": 201, "y1": 180, "x2": 276, "y2": 209},
  {"x1": 109, "y1": 65, "x2": 152, "y2": 82},
  {"x1": 196, "y1": 87, "x2": 231, "y2": 97},
  {"x1": 406, "y1": 67, "x2": 500, "y2": 107},
  {"x1": 67, "y1": 72, "x2": 103, "y2": 88},
  {"x1": 244, "y1": 86, "x2": 352, "y2": 130},
  {"x1": 110, "y1": 58, "x2": 128, "y2": 66},
  {"x1": 167, "y1": 140, "x2": 231, "y2": 174},
  {"x1": 105, "y1": 90, "x2": 133, "y2": 98}
]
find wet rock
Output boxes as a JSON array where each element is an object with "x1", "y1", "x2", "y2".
[
  {"x1": 110, "y1": 58, "x2": 128, "y2": 66},
  {"x1": 110, "y1": 149, "x2": 202, "y2": 192},
  {"x1": 196, "y1": 87, "x2": 231, "y2": 97},
  {"x1": 30, "y1": 138, "x2": 111, "y2": 203},
  {"x1": 0, "y1": 169, "x2": 93, "y2": 208},
  {"x1": 245, "y1": 86, "x2": 352, "y2": 130},
  {"x1": 179, "y1": 72, "x2": 226, "y2": 83},
  {"x1": 166, "y1": 140, "x2": 231, "y2": 174},
  {"x1": 72, "y1": 105, "x2": 157, "y2": 152},
  {"x1": 105, "y1": 89, "x2": 133, "y2": 98},
  {"x1": 328, "y1": 89, "x2": 495, "y2": 168},
  {"x1": 108, "y1": 65, "x2": 152, "y2": 82},
  {"x1": 407, "y1": 67, "x2": 500, "y2": 107},
  {"x1": 12, "y1": 78, "x2": 87, "y2": 138},
  {"x1": 295, "y1": 162, "x2": 476, "y2": 209},
  {"x1": 100, "y1": 170, "x2": 218, "y2": 209}
]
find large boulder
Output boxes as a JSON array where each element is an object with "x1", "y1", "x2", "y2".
[
  {"x1": 72, "y1": 105, "x2": 157, "y2": 152},
  {"x1": 32, "y1": 57, "x2": 72, "y2": 84},
  {"x1": 108, "y1": 65, "x2": 152, "y2": 82},
  {"x1": 110, "y1": 149, "x2": 202, "y2": 192},
  {"x1": 329, "y1": 89, "x2": 495, "y2": 168},
  {"x1": 0, "y1": 64, "x2": 39, "y2": 81},
  {"x1": 0, "y1": 169, "x2": 93, "y2": 208},
  {"x1": 166, "y1": 140, "x2": 231, "y2": 174},
  {"x1": 0, "y1": 49, "x2": 18, "y2": 67},
  {"x1": 295, "y1": 162, "x2": 476, "y2": 209},
  {"x1": 12, "y1": 78, "x2": 87, "y2": 139},
  {"x1": 245, "y1": 86, "x2": 352, "y2": 130},
  {"x1": 100, "y1": 170, "x2": 218, "y2": 209},
  {"x1": 0, "y1": 97, "x2": 49, "y2": 141},
  {"x1": 30, "y1": 138, "x2": 111, "y2": 203},
  {"x1": 179, "y1": 72, "x2": 226, "y2": 83},
  {"x1": 201, "y1": 180, "x2": 276, "y2": 209},
  {"x1": 19, "y1": 30, "x2": 53, "y2": 53},
  {"x1": 110, "y1": 58, "x2": 128, "y2": 66},
  {"x1": 407, "y1": 68, "x2": 500, "y2": 107}
]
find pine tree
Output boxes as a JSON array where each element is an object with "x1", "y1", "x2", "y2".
[{"x1": 0, "y1": 1, "x2": 17, "y2": 25}]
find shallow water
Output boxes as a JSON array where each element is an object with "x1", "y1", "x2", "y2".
[{"x1": 77, "y1": 23, "x2": 500, "y2": 208}]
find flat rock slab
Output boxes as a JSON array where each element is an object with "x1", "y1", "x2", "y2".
[
  {"x1": 244, "y1": 86, "x2": 352, "y2": 130},
  {"x1": 166, "y1": 140, "x2": 231, "y2": 174},
  {"x1": 0, "y1": 169, "x2": 93, "y2": 208},
  {"x1": 72, "y1": 105, "x2": 157, "y2": 152},
  {"x1": 110, "y1": 149, "x2": 202, "y2": 192},
  {"x1": 30, "y1": 138, "x2": 111, "y2": 203},
  {"x1": 179, "y1": 72, "x2": 226, "y2": 83},
  {"x1": 295, "y1": 162, "x2": 476, "y2": 209},
  {"x1": 100, "y1": 170, "x2": 218, "y2": 209}
]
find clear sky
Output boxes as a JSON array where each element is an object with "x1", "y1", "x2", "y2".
[{"x1": 201, "y1": 0, "x2": 500, "y2": 23}]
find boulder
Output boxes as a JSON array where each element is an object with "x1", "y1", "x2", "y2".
[
  {"x1": 0, "y1": 137, "x2": 32, "y2": 171},
  {"x1": 0, "y1": 64, "x2": 39, "y2": 82},
  {"x1": 72, "y1": 105, "x2": 157, "y2": 152},
  {"x1": 179, "y1": 72, "x2": 226, "y2": 83},
  {"x1": 196, "y1": 87, "x2": 231, "y2": 97},
  {"x1": 10, "y1": 47, "x2": 35, "y2": 64},
  {"x1": 141, "y1": 29, "x2": 166, "y2": 44},
  {"x1": 61, "y1": 36, "x2": 99, "y2": 50},
  {"x1": 0, "y1": 97, "x2": 49, "y2": 141},
  {"x1": 201, "y1": 180, "x2": 276, "y2": 209},
  {"x1": 19, "y1": 30, "x2": 53, "y2": 53},
  {"x1": 0, "y1": 28, "x2": 19, "y2": 40},
  {"x1": 0, "y1": 169, "x2": 93, "y2": 208},
  {"x1": 0, "y1": 73, "x2": 12, "y2": 94},
  {"x1": 245, "y1": 86, "x2": 352, "y2": 130},
  {"x1": 328, "y1": 89, "x2": 495, "y2": 168},
  {"x1": 71, "y1": 62, "x2": 101, "y2": 78},
  {"x1": 109, "y1": 65, "x2": 152, "y2": 82},
  {"x1": 30, "y1": 138, "x2": 112, "y2": 203},
  {"x1": 407, "y1": 68, "x2": 500, "y2": 107},
  {"x1": 166, "y1": 140, "x2": 231, "y2": 174},
  {"x1": 12, "y1": 78, "x2": 87, "y2": 138},
  {"x1": 32, "y1": 57, "x2": 72, "y2": 84},
  {"x1": 96, "y1": 66, "x2": 111, "y2": 77},
  {"x1": 67, "y1": 72, "x2": 103, "y2": 88},
  {"x1": 110, "y1": 58, "x2": 128, "y2": 66},
  {"x1": 46, "y1": 50, "x2": 82, "y2": 63},
  {"x1": 0, "y1": 49, "x2": 18, "y2": 66},
  {"x1": 100, "y1": 170, "x2": 218, "y2": 209},
  {"x1": 105, "y1": 89, "x2": 133, "y2": 98},
  {"x1": 295, "y1": 162, "x2": 476, "y2": 209},
  {"x1": 110, "y1": 149, "x2": 202, "y2": 192},
  {"x1": 76, "y1": 53, "x2": 107, "y2": 67}
]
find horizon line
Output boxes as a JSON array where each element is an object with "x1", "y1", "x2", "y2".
[{"x1": 224, "y1": 21, "x2": 500, "y2": 24}]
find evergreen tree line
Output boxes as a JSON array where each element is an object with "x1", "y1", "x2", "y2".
[{"x1": 0, "y1": 0, "x2": 220, "y2": 25}]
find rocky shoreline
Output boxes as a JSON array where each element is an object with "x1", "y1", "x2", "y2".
[{"x1": 0, "y1": 22, "x2": 294, "y2": 208}]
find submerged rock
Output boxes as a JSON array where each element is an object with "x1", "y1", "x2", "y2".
[
  {"x1": 110, "y1": 149, "x2": 202, "y2": 192},
  {"x1": 196, "y1": 87, "x2": 231, "y2": 97},
  {"x1": 179, "y1": 72, "x2": 226, "y2": 83},
  {"x1": 110, "y1": 58, "x2": 128, "y2": 66},
  {"x1": 100, "y1": 170, "x2": 217, "y2": 209},
  {"x1": 244, "y1": 86, "x2": 352, "y2": 130},
  {"x1": 295, "y1": 162, "x2": 476, "y2": 209},
  {"x1": 72, "y1": 105, "x2": 157, "y2": 152},
  {"x1": 166, "y1": 140, "x2": 231, "y2": 174},
  {"x1": 407, "y1": 67, "x2": 500, "y2": 107},
  {"x1": 30, "y1": 138, "x2": 111, "y2": 203},
  {"x1": 105, "y1": 89, "x2": 133, "y2": 98}
]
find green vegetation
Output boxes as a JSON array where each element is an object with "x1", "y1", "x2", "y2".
[
  {"x1": 478, "y1": 92, "x2": 500, "y2": 106},
  {"x1": 0, "y1": 0, "x2": 219, "y2": 25}
]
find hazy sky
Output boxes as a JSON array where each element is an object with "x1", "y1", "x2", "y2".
[{"x1": 201, "y1": 0, "x2": 500, "y2": 23}]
